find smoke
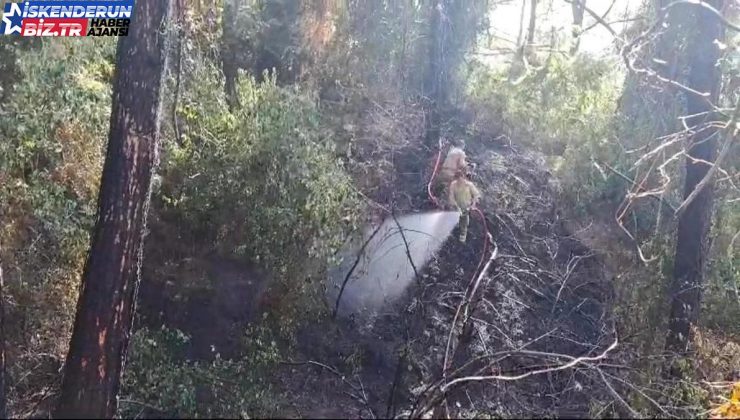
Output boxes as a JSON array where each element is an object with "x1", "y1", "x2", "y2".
[{"x1": 328, "y1": 211, "x2": 460, "y2": 321}]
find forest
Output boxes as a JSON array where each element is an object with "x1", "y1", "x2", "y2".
[{"x1": 0, "y1": 0, "x2": 738, "y2": 418}]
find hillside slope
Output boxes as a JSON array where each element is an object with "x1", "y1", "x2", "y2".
[{"x1": 274, "y1": 136, "x2": 618, "y2": 418}]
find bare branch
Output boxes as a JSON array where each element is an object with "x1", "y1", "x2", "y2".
[
  {"x1": 599, "y1": 160, "x2": 677, "y2": 212},
  {"x1": 618, "y1": 1, "x2": 739, "y2": 112},
  {"x1": 600, "y1": 370, "x2": 675, "y2": 417},
  {"x1": 596, "y1": 368, "x2": 641, "y2": 418},
  {"x1": 280, "y1": 360, "x2": 376, "y2": 418},
  {"x1": 562, "y1": 0, "x2": 620, "y2": 39},
  {"x1": 440, "y1": 336, "x2": 619, "y2": 392},
  {"x1": 581, "y1": 0, "x2": 617, "y2": 33},
  {"x1": 667, "y1": 0, "x2": 740, "y2": 32},
  {"x1": 391, "y1": 211, "x2": 420, "y2": 283},
  {"x1": 442, "y1": 239, "x2": 498, "y2": 377},
  {"x1": 675, "y1": 99, "x2": 740, "y2": 216}
]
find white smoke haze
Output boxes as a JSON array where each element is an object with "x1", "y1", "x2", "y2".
[{"x1": 328, "y1": 211, "x2": 461, "y2": 321}]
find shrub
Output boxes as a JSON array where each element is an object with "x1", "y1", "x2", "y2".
[
  {"x1": 156, "y1": 64, "x2": 361, "y2": 331},
  {"x1": 465, "y1": 55, "x2": 623, "y2": 208},
  {"x1": 119, "y1": 326, "x2": 280, "y2": 418},
  {"x1": 0, "y1": 37, "x2": 115, "y2": 415}
]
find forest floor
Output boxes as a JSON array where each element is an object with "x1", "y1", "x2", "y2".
[
  {"x1": 137, "y1": 124, "x2": 740, "y2": 418},
  {"x1": 267, "y1": 138, "x2": 619, "y2": 418}
]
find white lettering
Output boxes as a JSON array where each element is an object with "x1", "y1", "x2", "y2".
[
  {"x1": 72, "y1": 6, "x2": 86, "y2": 18},
  {"x1": 21, "y1": 21, "x2": 37, "y2": 36},
  {"x1": 117, "y1": 6, "x2": 132, "y2": 19},
  {"x1": 16, "y1": 2, "x2": 134, "y2": 21},
  {"x1": 59, "y1": 22, "x2": 82, "y2": 36},
  {"x1": 41, "y1": 22, "x2": 56, "y2": 36}
]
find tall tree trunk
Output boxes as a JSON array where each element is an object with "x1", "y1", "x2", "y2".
[
  {"x1": 0, "y1": 252, "x2": 6, "y2": 419},
  {"x1": 570, "y1": 0, "x2": 586, "y2": 54},
  {"x1": 665, "y1": 0, "x2": 725, "y2": 354},
  {"x1": 516, "y1": 0, "x2": 528, "y2": 48},
  {"x1": 222, "y1": 0, "x2": 240, "y2": 111},
  {"x1": 173, "y1": 1, "x2": 185, "y2": 146},
  {"x1": 424, "y1": 0, "x2": 442, "y2": 147},
  {"x1": 54, "y1": 1, "x2": 174, "y2": 418},
  {"x1": 526, "y1": 0, "x2": 538, "y2": 45}
]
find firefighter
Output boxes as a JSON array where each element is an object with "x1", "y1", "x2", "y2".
[
  {"x1": 448, "y1": 169, "x2": 481, "y2": 243},
  {"x1": 438, "y1": 141, "x2": 468, "y2": 183},
  {"x1": 433, "y1": 140, "x2": 470, "y2": 207}
]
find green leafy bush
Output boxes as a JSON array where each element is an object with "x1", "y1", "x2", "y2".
[
  {"x1": 466, "y1": 55, "x2": 623, "y2": 207},
  {"x1": 157, "y1": 64, "x2": 361, "y2": 327},
  {"x1": 704, "y1": 200, "x2": 740, "y2": 337},
  {"x1": 0, "y1": 37, "x2": 115, "y2": 415},
  {"x1": 120, "y1": 326, "x2": 280, "y2": 418}
]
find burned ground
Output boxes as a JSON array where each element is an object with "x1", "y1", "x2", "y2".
[{"x1": 270, "y1": 137, "x2": 621, "y2": 418}]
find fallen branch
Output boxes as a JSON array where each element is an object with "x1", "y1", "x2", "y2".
[
  {"x1": 280, "y1": 360, "x2": 376, "y2": 418},
  {"x1": 442, "y1": 234, "x2": 496, "y2": 379},
  {"x1": 440, "y1": 336, "x2": 618, "y2": 392},
  {"x1": 552, "y1": 252, "x2": 593, "y2": 314},
  {"x1": 601, "y1": 369, "x2": 674, "y2": 417},
  {"x1": 596, "y1": 368, "x2": 641, "y2": 418},
  {"x1": 410, "y1": 334, "x2": 619, "y2": 417}
]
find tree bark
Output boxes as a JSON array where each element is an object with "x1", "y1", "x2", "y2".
[
  {"x1": 173, "y1": 2, "x2": 184, "y2": 146},
  {"x1": 424, "y1": 0, "x2": 442, "y2": 147},
  {"x1": 570, "y1": 0, "x2": 586, "y2": 54},
  {"x1": 665, "y1": 0, "x2": 725, "y2": 354},
  {"x1": 54, "y1": 1, "x2": 174, "y2": 418},
  {"x1": 222, "y1": 0, "x2": 240, "y2": 111},
  {"x1": 0, "y1": 251, "x2": 6, "y2": 419},
  {"x1": 516, "y1": 0, "x2": 528, "y2": 48},
  {"x1": 526, "y1": 0, "x2": 538, "y2": 45}
]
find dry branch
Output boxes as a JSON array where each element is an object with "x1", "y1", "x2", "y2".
[
  {"x1": 440, "y1": 336, "x2": 618, "y2": 391},
  {"x1": 674, "y1": 99, "x2": 740, "y2": 216}
]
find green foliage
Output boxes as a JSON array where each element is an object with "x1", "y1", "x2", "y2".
[
  {"x1": 0, "y1": 37, "x2": 115, "y2": 415},
  {"x1": 0, "y1": 37, "x2": 41, "y2": 101},
  {"x1": 704, "y1": 253, "x2": 740, "y2": 336},
  {"x1": 466, "y1": 55, "x2": 623, "y2": 205},
  {"x1": 158, "y1": 62, "x2": 361, "y2": 326},
  {"x1": 0, "y1": 38, "x2": 114, "y2": 252},
  {"x1": 666, "y1": 358, "x2": 711, "y2": 412},
  {"x1": 703, "y1": 200, "x2": 740, "y2": 337},
  {"x1": 120, "y1": 326, "x2": 280, "y2": 418}
]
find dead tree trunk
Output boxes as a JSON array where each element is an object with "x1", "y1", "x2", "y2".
[
  {"x1": 54, "y1": 1, "x2": 174, "y2": 418},
  {"x1": 665, "y1": 0, "x2": 725, "y2": 354}
]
